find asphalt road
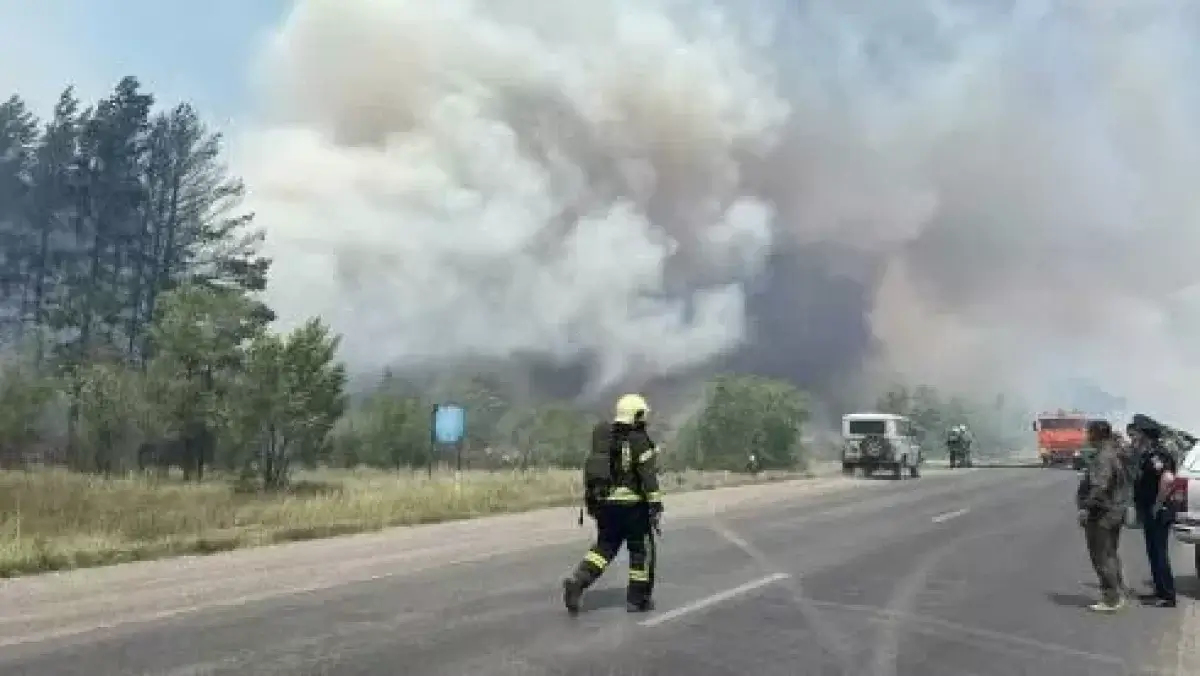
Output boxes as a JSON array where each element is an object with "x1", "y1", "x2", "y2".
[{"x1": 0, "y1": 468, "x2": 1193, "y2": 675}]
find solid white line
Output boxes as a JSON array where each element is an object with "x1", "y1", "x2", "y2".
[
  {"x1": 639, "y1": 573, "x2": 790, "y2": 627},
  {"x1": 1173, "y1": 537, "x2": 1200, "y2": 674},
  {"x1": 931, "y1": 508, "x2": 969, "y2": 524}
]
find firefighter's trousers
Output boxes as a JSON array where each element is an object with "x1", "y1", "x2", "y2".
[{"x1": 570, "y1": 502, "x2": 656, "y2": 604}]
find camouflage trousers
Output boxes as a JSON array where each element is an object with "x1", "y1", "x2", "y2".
[{"x1": 1084, "y1": 519, "x2": 1126, "y2": 603}]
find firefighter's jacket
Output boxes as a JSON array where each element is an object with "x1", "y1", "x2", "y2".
[{"x1": 599, "y1": 422, "x2": 663, "y2": 507}]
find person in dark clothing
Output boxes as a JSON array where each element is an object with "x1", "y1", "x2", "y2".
[
  {"x1": 1076, "y1": 419, "x2": 1131, "y2": 612},
  {"x1": 1129, "y1": 414, "x2": 1179, "y2": 608},
  {"x1": 563, "y1": 393, "x2": 663, "y2": 615}
]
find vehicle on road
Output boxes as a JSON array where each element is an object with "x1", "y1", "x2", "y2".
[
  {"x1": 1170, "y1": 437, "x2": 1200, "y2": 577},
  {"x1": 1033, "y1": 411, "x2": 1089, "y2": 468},
  {"x1": 841, "y1": 412, "x2": 922, "y2": 480}
]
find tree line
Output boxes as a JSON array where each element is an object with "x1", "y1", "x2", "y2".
[
  {"x1": 0, "y1": 77, "x2": 825, "y2": 488},
  {"x1": 874, "y1": 384, "x2": 1026, "y2": 457},
  {"x1": 0, "y1": 77, "x2": 339, "y2": 487}
]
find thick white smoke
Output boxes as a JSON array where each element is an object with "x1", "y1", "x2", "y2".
[
  {"x1": 236, "y1": 0, "x2": 1200, "y2": 425},
  {"x1": 239, "y1": 0, "x2": 789, "y2": 391}
]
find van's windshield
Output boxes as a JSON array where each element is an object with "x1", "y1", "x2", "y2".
[
  {"x1": 1038, "y1": 418, "x2": 1086, "y2": 431},
  {"x1": 848, "y1": 420, "x2": 888, "y2": 435}
]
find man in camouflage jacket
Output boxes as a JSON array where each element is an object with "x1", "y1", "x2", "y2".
[{"x1": 1076, "y1": 419, "x2": 1131, "y2": 612}]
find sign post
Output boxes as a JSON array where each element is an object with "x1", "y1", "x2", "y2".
[{"x1": 432, "y1": 404, "x2": 466, "y2": 493}]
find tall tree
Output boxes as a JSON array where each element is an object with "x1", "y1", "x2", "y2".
[
  {"x1": 132, "y1": 103, "x2": 271, "y2": 362},
  {"x1": 83, "y1": 77, "x2": 154, "y2": 353},
  {"x1": 24, "y1": 87, "x2": 85, "y2": 358},
  {"x1": 51, "y1": 77, "x2": 154, "y2": 459},
  {"x1": 0, "y1": 95, "x2": 39, "y2": 340}
]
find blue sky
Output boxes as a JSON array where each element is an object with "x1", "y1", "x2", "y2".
[{"x1": 0, "y1": 0, "x2": 289, "y2": 124}]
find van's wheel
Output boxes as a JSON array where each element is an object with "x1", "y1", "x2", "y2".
[{"x1": 841, "y1": 464, "x2": 854, "y2": 476}]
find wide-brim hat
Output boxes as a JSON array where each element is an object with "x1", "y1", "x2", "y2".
[{"x1": 1130, "y1": 413, "x2": 1164, "y2": 439}]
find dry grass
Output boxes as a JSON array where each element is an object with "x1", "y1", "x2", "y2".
[{"x1": 0, "y1": 466, "x2": 808, "y2": 578}]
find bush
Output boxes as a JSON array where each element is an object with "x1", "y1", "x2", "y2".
[{"x1": 673, "y1": 374, "x2": 811, "y2": 471}]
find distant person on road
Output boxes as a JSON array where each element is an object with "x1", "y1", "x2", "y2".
[
  {"x1": 946, "y1": 425, "x2": 972, "y2": 468},
  {"x1": 1076, "y1": 419, "x2": 1131, "y2": 613},
  {"x1": 1129, "y1": 414, "x2": 1179, "y2": 608}
]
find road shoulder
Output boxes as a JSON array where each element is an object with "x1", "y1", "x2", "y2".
[{"x1": 0, "y1": 472, "x2": 873, "y2": 647}]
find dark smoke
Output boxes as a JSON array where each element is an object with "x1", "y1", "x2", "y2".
[{"x1": 731, "y1": 247, "x2": 879, "y2": 393}]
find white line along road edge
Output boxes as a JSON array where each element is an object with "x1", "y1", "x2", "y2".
[
  {"x1": 639, "y1": 573, "x2": 791, "y2": 628},
  {"x1": 931, "y1": 508, "x2": 969, "y2": 524}
]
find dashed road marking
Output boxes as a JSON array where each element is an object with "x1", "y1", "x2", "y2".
[
  {"x1": 639, "y1": 573, "x2": 790, "y2": 627},
  {"x1": 932, "y1": 508, "x2": 969, "y2": 524}
]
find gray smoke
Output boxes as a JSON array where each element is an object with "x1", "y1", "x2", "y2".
[{"x1": 235, "y1": 0, "x2": 1200, "y2": 425}]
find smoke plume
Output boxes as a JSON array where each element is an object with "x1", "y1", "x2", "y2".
[{"x1": 236, "y1": 0, "x2": 1200, "y2": 425}]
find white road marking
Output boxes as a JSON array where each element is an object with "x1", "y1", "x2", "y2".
[
  {"x1": 1176, "y1": 599, "x2": 1198, "y2": 675},
  {"x1": 931, "y1": 508, "x2": 969, "y2": 524},
  {"x1": 1174, "y1": 540, "x2": 1199, "y2": 675},
  {"x1": 639, "y1": 573, "x2": 790, "y2": 627}
]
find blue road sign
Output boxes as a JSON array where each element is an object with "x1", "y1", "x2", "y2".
[{"x1": 433, "y1": 404, "x2": 466, "y2": 446}]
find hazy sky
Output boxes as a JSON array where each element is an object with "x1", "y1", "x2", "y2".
[{"x1": 0, "y1": 0, "x2": 286, "y2": 119}]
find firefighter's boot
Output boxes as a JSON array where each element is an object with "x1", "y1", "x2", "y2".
[
  {"x1": 562, "y1": 577, "x2": 585, "y2": 615},
  {"x1": 626, "y1": 598, "x2": 655, "y2": 613}
]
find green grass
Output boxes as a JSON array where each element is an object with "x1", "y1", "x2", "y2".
[{"x1": 0, "y1": 466, "x2": 807, "y2": 578}]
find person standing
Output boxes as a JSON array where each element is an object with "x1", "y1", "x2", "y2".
[
  {"x1": 1077, "y1": 427, "x2": 1135, "y2": 601},
  {"x1": 1077, "y1": 419, "x2": 1130, "y2": 612},
  {"x1": 1130, "y1": 414, "x2": 1179, "y2": 608}
]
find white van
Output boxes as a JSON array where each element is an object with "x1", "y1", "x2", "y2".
[{"x1": 841, "y1": 412, "x2": 923, "y2": 480}]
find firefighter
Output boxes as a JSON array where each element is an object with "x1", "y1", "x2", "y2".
[
  {"x1": 563, "y1": 393, "x2": 663, "y2": 615},
  {"x1": 947, "y1": 425, "x2": 972, "y2": 468}
]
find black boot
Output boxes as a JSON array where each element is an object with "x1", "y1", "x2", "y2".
[
  {"x1": 626, "y1": 598, "x2": 655, "y2": 613},
  {"x1": 563, "y1": 577, "x2": 585, "y2": 615}
]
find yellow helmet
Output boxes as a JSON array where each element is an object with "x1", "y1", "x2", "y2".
[{"x1": 613, "y1": 393, "x2": 650, "y2": 424}]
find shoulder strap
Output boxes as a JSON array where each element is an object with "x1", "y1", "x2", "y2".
[{"x1": 610, "y1": 424, "x2": 629, "y2": 477}]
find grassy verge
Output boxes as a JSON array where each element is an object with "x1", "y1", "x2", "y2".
[{"x1": 0, "y1": 466, "x2": 809, "y2": 578}]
